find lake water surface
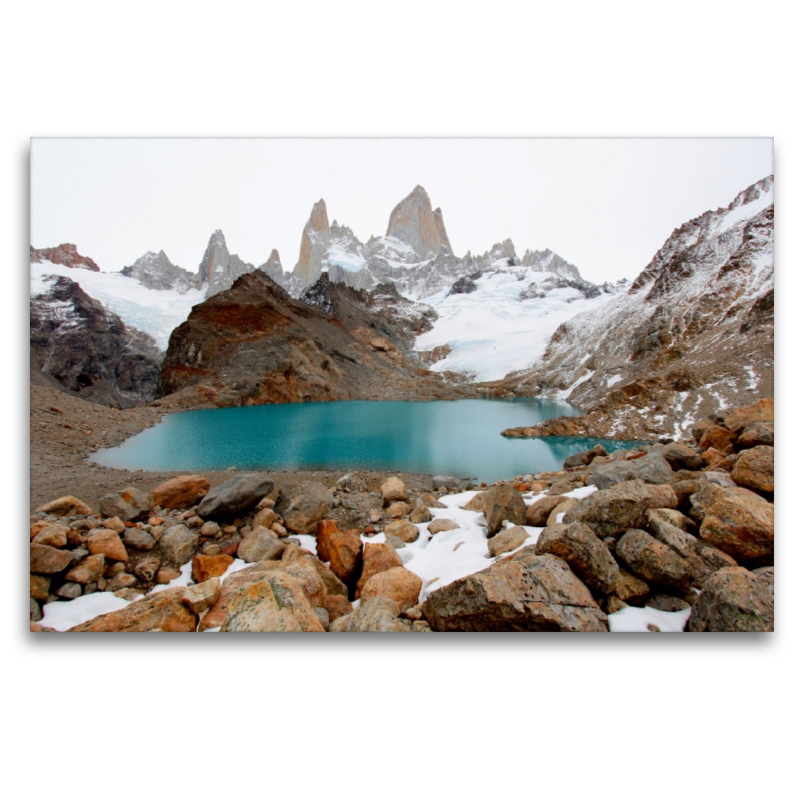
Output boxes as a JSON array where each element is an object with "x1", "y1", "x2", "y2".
[{"x1": 93, "y1": 398, "x2": 643, "y2": 484}]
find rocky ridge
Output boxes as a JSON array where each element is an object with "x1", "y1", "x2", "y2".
[
  {"x1": 120, "y1": 250, "x2": 201, "y2": 293},
  {"x1": 29, "y1": 396, "x2": 774, "y2": 633},
  {"x1": 30, "y1": 243, "x2": 100, "y2": 271}
]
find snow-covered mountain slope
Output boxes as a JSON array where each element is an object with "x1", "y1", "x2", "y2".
[
  {"x1": 502, "y1": 175, "x2": 774, "y2": 440},
  {"x1": 415, "y1": 262, "x2": 622, "y2": 381},
  {"x1": 30, "y1": 260, "x2": 204, "y2": 351}
]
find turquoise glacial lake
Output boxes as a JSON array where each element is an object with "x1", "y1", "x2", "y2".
[{"x1": 92, "y1": 398, "x2": 641, "y2": 484}]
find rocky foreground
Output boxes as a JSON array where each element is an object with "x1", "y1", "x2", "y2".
[{"x1": 28, "y1": 397, "x2": 774, "y2": 632}]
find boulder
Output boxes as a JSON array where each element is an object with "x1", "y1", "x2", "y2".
[
  {"x1": 646, "y1": 507, "x2": 691, "y2": 531},
  {"x1": 150, "y1": 475, "x2": 210, "y2": 510},
  {"x1": 488, "y1": 526, "x2": 530, "y2": 558},
  {"x1": 35, "y1": 495, "x2": 93, "y2": 517},
  {"x1": 409, "y1": 499, "x2": 432, "y2": 523},
  {"x1": 735, "y1": 422, "x2": 774, "y2": 451},
  {"x1": 613, "y1": 569, "x2": 650, "y2": 606},
  {"x1": 156, "y1": 567, "x2": 181, "y2": 584},
  {"x1": 122, "y1": 527, "x2": 156, "y2": 551},
  {"x1": 330, "y1": 597, "x2": 409, "y2": 632},
  {"x1": 86, "y1": 529, "x2": 128, "y2": 563},
  {"x1": 461, "y1": 493, "x2": 485, "y2": 513},
  {"x1": 660, "y1": 443, "x2": 704, "y2": 472},
  {"x1": 65, "y1": 553, "x2": 106, "y2": 584},
  {"x1": 297, "y1": 553, "x2": 349, "y2": 599},
  {"x1": 384, "y1": 519, "x2": 419, "y2": 543},
  {"x1": 98, "y1": 487, "x2": 153, "y2": 522},
  {"x1": 183, "y1": 578, "x2": 221, "y2": 615},
  {"x1": 432, "y1": 476, "x2": 470, "y2": 491},
  {"x1": 699, "y1": 494, "x2": 774, "y2": 567},
  {"x1": 698, "y1": 426, "x2": 734, "y2": 455},
  {"x1": 275, "y1": 480, "x2": 333, "y2": 534},
  {"x1": 381, "y1": 476, "x2": 408, "y2": 504},
  {"x1": 646, "y1": 514, "x2": 698, "y2": 559},
  {"x1": 197, "y1": 473, "x2": 274, "y2": 519},
  {"x1": 483, "y1": 484, "x2": 527, "y2": 536},
  {"x1": 134, "y1": 556, "x2": 161, "y2": 583},
  {"x1": 106, "y1": 572, "x2": 137, "y2": 593},
  {"x1": 723, "y1": 398, "x2": 773, "y2": 437},
  {"x1": 563, "y1": 444, "x2": 606, "y2": 468},
  {"x1": 56, "y1": 582, "x2": 82, "y2": 599},
  {"x1": 588, "y1": 453, "x2": 673, "y2": 490},
  {"x1": 428, "y1": 518, "x2": 460, "y2": 535},
  {"x1": 687, "y1": 567, "x2": 774, "y2": 631},
  {"x1": 252, "y1": 507, "x2": 277, "y2": 530},
  {"x1": 102, "y1": 516, "x2": 126, "y2": 534},
  {"x1": 281, "y1": 559, "x2": 328, "y2": 608},
  {"x1": 32, "y1": 524, "x2": 69, "y2": 548},
  {"x1": 615, "y1": 529, "x2": 691, "y2": 593},
  {"x1": 688, "y1": 483, "x2": 731, "y2": 523},
  {"x1": 646, "y1": 594, "x2": 691, "y2": 612},
  {"x1": 237, "y1": 527, "x2": 285, "y2": 563},
  {"x1": 192, "y1": 554, "x2": 234, "y2": 583},
  {"x1": 671, "y1": 476, "x2": 709, "y2": 511},
  {"x1": 30, "y1": 575, "x2": 51, "y2": 601},
  {"x1": 68, "y1": 587, "x2": 198, "y2": 632},
  {"x1": 534, "y1": 522, "x2": 619, "y2": 594},
  {"x1": 219, "y1": 571, "x2": 325, "y2": 632},
  {"x1": 731, "y1": 446, "x2": 774, "y2": 495},
  {"x1": 356, "y1": 543, "x2": 404, "y2": 598},
  {"x1": 360, "y1": 566, "x2": 423, "y2": 610},
  {"x1": 525, "y1": 496, "x2": 565, "y2": 527},
  {"x1": 336, "y1": 472, "x2": 367, "y2": 493},
  {"x1": 422, "y1": 549, "x2": 608, "y2": 632},
  {"x1": 386, "y1": 501, "x2": 411, "y2": 519},
  {"x1": 159, "y1": 524, "x2": 200, "y2": 566},
  {"x1": 563, "y1": 480, "x2": 678, "y2": 537},
  {"x1": 546, "y1": 497, "x2": 578, "y2": 527}
]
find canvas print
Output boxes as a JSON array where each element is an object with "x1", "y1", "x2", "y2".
[{"x1": 29, "y1": 138, "x2": 774, "y2": 633}]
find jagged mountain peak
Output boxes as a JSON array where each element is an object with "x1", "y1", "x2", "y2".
[{"x1": 386, "y1": 185, "x2": 451, "y2": 259}]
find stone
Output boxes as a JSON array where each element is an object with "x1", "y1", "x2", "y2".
[
  {"x1": 606, "y1": 596, "x2": 628, "y2": 614},
  {"x1": 646, "y1": 508, "x2": 690, "y2": 531},
  {"x1": 380, "y1": 476, "x2": 408, "y2": 504},
  {"x1": 409, "y1": 499, "x2": 432, "y2": 523},
  {"x1": 646, "y1": 594, "x2": 691, "y2": 612},
  {"x1": 65, "y1": 553, "x2": 106, "y2": 584},
  {"x1": 428, "y1": 518, "x2": 460, "y2": 535},
  {"x1": 134, "y1": 557, "x2": 161, "y2": 582},
  {"x1": 282, "y1": 559, "x2": 328, "y2": 608},
  {"x1": 35, "y1": 495, "x2": 93, "y2": 517},
  {"x1": 30, "y1": 575, "x2": 51, "y2": 601},
  {"x1": 252, "y1": 507, "x2": 276, "y2": 530},
  {"x1": 687, "y1": 567, "x2": 774, "y2": 631},
  {"x1": 220, "y1": 571, "x2": 325, "y2": 632},
  {"x1": 588, "y1": 452, "x2": 673, "y2": 490},
  {"x1": 325, "y1": 593, "x2": 355, "y2": 622},
  {"x1": 420, "y1": 494, "x2": 447, "y2": 509},
  {"x1": 197, "y1": 473, "x2": 274, "y2": 519},
  {"x1": 705, "y1": 471, "x2": 738, "y2": 488},
  {"x1": 646, "y1": 514, "x2": 698, "y2": 559},
  {"x1": 723, "y1": 398, "x2": 773, "y2": 437},
  {"x1": 671, "y1": 476, "x2": 709, "y2": 511},
  {"x1": 422, "y1": 549, "x2": 608, "y2": 632},
  {"x1": 360, "y1": 566, "x2": 423, "y2": 610},
  {"x1": 525, "y1": 496, "x2": 565, "y2": 526},
  {"x1": 698, "y1": 426, "x2": 734, "y2": 455},
  {"x1": 183, "y1": 578, "x2": 221, "y2": 614},
  {"x1": 615, "y1": 529, "x2": 691, "y2": 593},
  {"x1": 30, "y1": 598, "x2": 42, "y2": 623},
  {"x1": 546, "y1": 497, "x2": 579, "y2": 527},
  {"x1": 488, "y1": 526, "x2": 530, "y2": 558},
  {"x1": 563, "y1": 480, "x2": 678, "y2": 537},
  {"x1": 150, "y1": 525, "x2": 165, "y2": 542},
  {"x1": 237, "y1": 527, "x2": 285, "y2": 563},
  {"x1": 317, "y1": 525, "x2": 362, "y2": 589},
  {"x1": 159, "y1": 524, "x2": 200, "y2": 566},
  {"x1": 699, "y1": 494, "x2": 774, "y2": 567},
  {"x1": 192, "y1": 554, "x2": 234, "y2": 583},
  {"x1": 483, "y1": 484, "x2": 527, "y2": 536},
  {"x1": 685, "y1": 540, "x2": 738, "y2": 587},
  {"x1": 199, "y1": 521, "x2": 221, "y2": 537},
  {"x1": 731, "y1": 446, "x2": 774, "y2": 495},
  {"x1": 431, "y1": 476, "x2": 470, "y2": 491},
  {"x1": 534, "y1": 522, "x2": 619, "y2": 594},
  {"x1": 151, "y1": 475, "x2": 210, "y2": 509},
  {"x1": 201, "y1": 543, "x2": 220, "y2": 556},
  {"x1": 106, "y1": 572, "x2": 137, "y2": 593},
  {"x1": 122, "y1": 527, "x2": 156, "y2": 551},
  {"x1": 386, "y1": 501, "x2": 411, "y2": 518},
  {"x1": 156, "y1": 567, "x2": 181, "y2": 584},
  {"x1": 275, "y1": 480, "x2": 333, "y2": 534},
  {"x1": 55, "y1": 582, "x2": 82, "y2": 599},
  {"x1": 98, "y1": 487, "x2": 153, "y2": 522},
  {"x1": 102, "y1": 516, "x2": 126, "y2": 534},
  {"x1": 330, "y1": 597, "x2": 408, "y2": 632},
  {"x1": 114, "y1": 588, "x2": 144, "y2": 602},
  {"x1": 701, "y1": 448, "x2": 727, "y2": 470},
  {"x1": 30, "y1": 543, "x2": 74, "y2": 574},
  {"x1": 298, "y1": 553, "x2": 349, "y2": 599},
  {"x1": 660, "y1": 443, "x2": 704, "y2": 472},
  {"x1": 313, "y1": 607, "x2": 330, "y2": 630},
  {"x1": 384, "y1": 519, "x2": 420, "y2": 543},
  {"x1": 271, "y1": 523, "x2": 288, "y2": 537},
  {"x1": 688, "y1": 484, "x2": 730, "y2": 523},
  {"x1": 336, "y1": 473, "x2": 367, "y2": 493},
  {"x1": 356, "y1": 543, "x2": 404, "y2": 598},
  {"x1": 68, "y1": 587, "x2": 198, "y2": 632},
  {"x1": 735, "y1": 422, "x2": 774, "y2": 451},
  {"x1": 32, "y1": 524, "x2": 69, "y2": 548},
  {"x1": 462, "y1": 493, "x2": 485, "y2": 513},
  {"x1": 385, "y1": 535, "x2": 406, "y2": 550}
]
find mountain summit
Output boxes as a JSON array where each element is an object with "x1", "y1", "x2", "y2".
[{"x1": 386, "y1": 185, "x2": 452, "y2": 259}]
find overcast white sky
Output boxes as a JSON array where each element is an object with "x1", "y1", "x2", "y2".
[{"x1": 31, "y1": 137, "x2": 772, "y2": 285}]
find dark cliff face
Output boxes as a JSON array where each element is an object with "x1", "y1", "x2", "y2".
[
  {"x1": 30, "y1": 276, "x2": 163, "y2": 408},
  {"x1": 154, "y1": 272, "x2": 469, "y2": 408}
]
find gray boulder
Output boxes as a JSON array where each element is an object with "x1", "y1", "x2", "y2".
[
  {"x1": 159, "y1": 524, "x2": 200, "y2": 566},
  {"x1": 483, "y1": 484, "x2": 527, "y2": 536},
  {"x1": 660, "y1": 443, "x2": 704, "y2": 472},
  {"x1": 237, "y1": 527, "x2": 285, "y2": 563},
  {"x1": 98, "y1": 487, "x2": 153, "y2": 522},
  {"x1": 687, "y1": 567, "x2": 774, "y2": 631},
  {"x1": 588, "y1": 452, "x2": 673, "y2": 490},
  {"x1": 275, "y1": 480, "x2": 333, "y2": 535},
  {"x1": 197, "y1": 474, "x2": 274, "y2": 519},
  {"x1": 336, "y1": 472, "x2": 367, "y2": 493},
  {"x1": 432, "y1": 476, "x2": 471, "y2": 491}
]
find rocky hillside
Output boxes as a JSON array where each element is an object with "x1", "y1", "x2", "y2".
[
  {"x1": 30, "y1": 275, "x2": 163, "y2": 408},
  {"x1": 500, "y1": 176, "x2": 774, "y2": 440},
  {"x1": 30, "y1": 243, "x2": 100, "y2": 271},
  {"x1": 155, "y1": 271, "x2": 480, "y2": 408}
]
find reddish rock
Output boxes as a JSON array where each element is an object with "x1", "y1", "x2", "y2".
[
  {"x1": 192, "y1": 554, "x2": 234, "y2": 583},
  {"x1": 156, "y1": 567, "x2": 181, "y2": 584},
  {"x1": 723, "y1": 398, "x2": 774, "y2": 437},
  {"x1": 35, "y1": 495, "x2": 92, "y2": 517},
  {"x1": 325, "y1": 593, "x2": 354, "y2": 622},
  {"x1": 282, "y1": 559, "x2": 328, "y2": 608},
  {"x1": 616, "y1": 529, "x2": 691, "y2": 592},
  {"x1": 30, "y1": 543, "x2": 73, "y2": 574},
  {"x1": 699, "y1": 493, "x2": 774, "y2": 567},
  {"x1": 380, "y1": 476, "x2": 408, "y2": 504},
  {"x1": 731, "y1": 446, "x2": 774, "y2": 495},
  {"x1": 360, "y1": 566, "x2": 423, "y2": 610},
  {"x1": 68, "y1": 587, "x2": 198, "y2": 632},
  {"x1": 525, "y1": 496, "x2": 565, "y2": 527},
  {"x1": 699, "y1": 426, "x2": 734, "y2": 455},
  {"x1": 86, "y1": 529, "x2": 128, "y2": 563},
  {"x1": 32, "y1": 524, "x2": 69, "y2": 548},
  {"x1": 30, "y1": 575, "x2": 51, "y2": 601},
  {"x1": 65, "y1": 553, "x2": 106, "y2": 584},
  {"x1": 356, "y1": 542, "x2": 404, "y2": 598},
  {"x1": 384, "y1": 519, "x2": 419, "y2": 543},
  {"x1": 151, "y1": 475, "x2": 211, "y2": 509},
  {"x1": 687, "y1": 566, "x2": 773, "y2": 631},
  {"x1": 428, "y1": 518, "x2": 460, "y2": 535}
]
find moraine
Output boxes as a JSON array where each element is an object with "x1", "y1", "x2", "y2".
[{"x1": 91, "y1": 398, "x2": 645, "y2": 484}]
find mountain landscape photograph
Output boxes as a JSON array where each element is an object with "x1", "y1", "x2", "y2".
[{"x1": 29, "y1": 137, "x2": 774, "y2": 633}]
